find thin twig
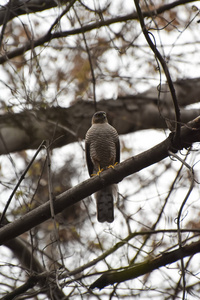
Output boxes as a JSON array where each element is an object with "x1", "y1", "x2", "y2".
[
  {"x1": 0, "y1": 0, "x2": 12, "y2": 48},
  {"x1": 0, "y1": 0, "x2": 196, "y2": 64},
  {"x1": 134, "y1": 0, "x2": 181, "y2": 143},
  {"x1": 47, "y1": 0, "x2": 77, "y2": 37},
  {"x1": 73, "y1": 7, "x2": 97, "y2": 111},
  {"x1": 61, "y1": 228, "x2": 200, "y2": 279},
  {"x1": 46, "y1": 141, "x2": 65, "y2": 268},
  {"x1": 130, "y1": 160, "x2": 186, "y2": 265},
  {"x1": 47, "y1": 119, "x2": 77, "y2": 138},
  {"x1": 1, "y1": 274, "x2": 39, "y2": 300},
  {"x1": 89, "y1": 236, "x2": 200, "y2": 290},
  {"x1": 169, "y1": 150, "x2": 195, "y2": 300},
  {"x1": 177, "y1": 172, "x2": 194, "y2": 300},
  {"x1": 0, "y1": 116, "x2": 199, "y2": 244},
  {"x1": 0, "y1": 140, "x2": 46, "y2": 226}
]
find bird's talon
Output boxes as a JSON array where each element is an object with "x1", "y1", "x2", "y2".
[
  {"x1": 107, "y1": 162, "x2": 118, "y2": 169},
  {"x1": 97, "y1": 168, "x2": 104, "y2": 175},
  {"x1": 91, "y1": 168, "x2": 104, "y2": 176},
  {"x1": 108, "y1": 165, "x2": 114, "y2": 169}
]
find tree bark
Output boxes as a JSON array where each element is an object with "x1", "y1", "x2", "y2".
[
  {"x1": 0, "y1": 114, "x2": 199, "y2": 245},
  {"x1": 0, "y1": 0, "x2": 196, "y2": 64},
  {"x1": 0, "y1": 0, "x2": 70, "y2": 26},
  {"x1": 90, "y1": 239, "x2": 200, "y2": 289},
  {"x1": 0, "y1": 77, "x2": 199, "y2": 155}
]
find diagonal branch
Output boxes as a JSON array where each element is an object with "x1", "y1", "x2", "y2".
[
  {"x1": 63, "y1": 228, "x2": 200, "y2": 279},
  {"x1": 0, "y1": 0, "x2": 197, "y2": 64},
  {"x1": 134, "y1": 0, "x2": 181, "y2": 142},
  {"x1": 2, "y1": 214, "x2": 66, "y2": 299},
  {"x1": 0, "y1": 0, "x2": 71, "y2": 26},
  {"x1": 0, "y1": 0, "x2": 195, "y2": 27},
  {"x1": 0, "y1": 141, "x2": 46, "y2": 225},
  {"x1": 0, "y1": 78, "x2": 200, "y2": 155},
  {"x1": 0, "y1": 115, "x2": 199, "y2": 245},
  {"x1": 1, "y1": 275, "x2": 40, "y2": 300},
  {"x1": 90, "y1": 238, "x2": 200, "y2": 289}
]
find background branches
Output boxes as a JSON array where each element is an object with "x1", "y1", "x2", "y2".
[{"x1": 0, "y1": 0, "x2": 200, "y2": 299}]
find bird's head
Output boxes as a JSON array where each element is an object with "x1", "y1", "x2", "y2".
[{"x1": 92, "y1": 111, "x2": 108, "y2": 124}]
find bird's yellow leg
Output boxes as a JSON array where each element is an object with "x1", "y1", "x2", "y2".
[
  {"x1": 107, "y1": 162, "x2": 118, "y2": 169},
  {"x1": 91, "y1": 164, "x2": 104, "y2": 176},
  {"x1": 97, "y1": 164, "x2": 104, "y2": 175}
]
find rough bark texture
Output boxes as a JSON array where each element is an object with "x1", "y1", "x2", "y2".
[
  {"x1": 0, "y1": 77, "x2": 199, "y2": 155},
  {"x1": 0, "y1": 114, "x2": 200, "y2": 245}
]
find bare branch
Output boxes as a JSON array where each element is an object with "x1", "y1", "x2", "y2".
[
  {"x1": 134, "y1": 0, "x2": 181, "y2": 142},
  {"x1": 0, "y1": 77, "x2": 200, "y2": 154},
  {"x1": 1, "y1": 275, "x2": 39, "y2": 300},
  {"x1": 90, "y1": 238, "x2": 200, "y2": 289},
  {"x1": 0, "y1": 0, "x2": 71, "y2": 26},
  {"x1": 63, "y1": 228, "x2": 200, "y2": 279},
  {"x1": 0, "y1": 0, "x2": 197, "y2": 64},
  {"x1": 0, "y1": 115, "x2": 200, "y2": 245},
  {"x1": 73, "y1": 7, "x2": 97, "y2": 112},
  {"x1": 0, "y1": 141, "x2": 46, "y2": 225}
]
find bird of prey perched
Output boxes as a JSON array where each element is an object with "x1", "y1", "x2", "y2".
[{"x1": 85, "y1": 111, "x2": 120, "y2": 222}]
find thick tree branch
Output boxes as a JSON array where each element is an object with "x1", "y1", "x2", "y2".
[
  {"x1": 0, "y1": 115, "x2": 199, "y2": 245},
  {"x1": 90, "y1": 238, "x2": 200, "y2": 289},
  {"x1": 0, "y1": 0, "x2": 195, "y2": 27},
  {"x1": 0, "y1": 77, "x2": 200, "y2": 155},
  {"x1": 0, "y1": 0, "x2": 196, "y2": 64},
  {"x1": 4, "y1": 237, "x2": 44, "y2": 274},
  {"x1": 1, "y1": 275, "x2": 40, "y2": 300},
  {"x1": 63, "y1": 229, "x2": 200, "y2": 279},
  {"x1": 0, "y1": 0, "x2": 71, "y2": 26},
  {"x1": 2, "y1": 215, "x2": 66, "y2": 299}
]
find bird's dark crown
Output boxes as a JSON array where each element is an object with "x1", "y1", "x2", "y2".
[{"x1": 92, "y1": 111, "x2": 108, "y2": 124}]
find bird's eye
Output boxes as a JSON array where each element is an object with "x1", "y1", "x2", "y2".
[{"x1": 94, "y1": 111, "x2": 106, "y2": 119}]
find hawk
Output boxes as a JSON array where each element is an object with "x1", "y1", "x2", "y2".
[{"x1": 85, "y1": 111, "x2": 120, "y2": 222}]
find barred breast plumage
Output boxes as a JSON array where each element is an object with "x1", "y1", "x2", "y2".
[
  {"x1": 86, "y1": 123, "x2": 118, "y2": 172},
  {"x1": 85, "y1": 111, "x2": 120, "y2": 223}
]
